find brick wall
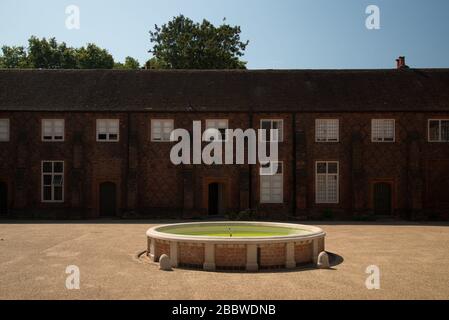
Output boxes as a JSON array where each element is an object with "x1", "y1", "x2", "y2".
[
  {"x1": 178, "y1": 243, "x2": 205, "y2": 266},
  {"x1": 259, "y1": 243, "x2": 286, "y2": 268},
  {"x1": 294, "y1": 242, "x2": 313, "y2": 264},
  {"x1": 215, "y1": 244, "x2": 246, "y2": 268},
  {"x1": 154, "y1": 239, "x2": 170, "y2": 262},
  {"x1": 1, "y1": 111, "x2": 449, "y2": 219}
]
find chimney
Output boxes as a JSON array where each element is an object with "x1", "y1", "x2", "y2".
[{"x1": 396, "y1": 56, "x2": 408, "y2": 69}]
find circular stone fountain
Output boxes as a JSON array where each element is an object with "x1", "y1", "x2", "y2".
[{"x1": 146, "y1": 222, "x2": 325, "y2": 271}]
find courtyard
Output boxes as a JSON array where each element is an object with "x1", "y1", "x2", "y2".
[{"x1": 0, "y1": 220, "x2": 448, "y2": 300}]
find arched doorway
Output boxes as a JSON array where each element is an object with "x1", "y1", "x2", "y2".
[
  {"x1": 99, "y1": 182, "x2": 117, "y2": 217},
  {"x1": 0, "y1": 182, "x2": 7, "y2": 216},
  {"x1": 373, "y1": 182, "x2": 392, "y2": 215},
  {"x1": 208, "y1": 183, "x2": 224, "y2": 216}
]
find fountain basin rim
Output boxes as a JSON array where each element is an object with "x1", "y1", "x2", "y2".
[{"x1": 146, "y1": 221, "x2": 326, "y2": 244}]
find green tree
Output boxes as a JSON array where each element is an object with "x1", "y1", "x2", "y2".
[
  {"x1": 144, "y1": 57, "x2": 168, "y2": 69},
  {"x1": 0, "y1": 46, "x2": 30, "y2": 68},
  {"x1": 149, "y1": 15, "x2": 248, "y2": 69},
  {"x1": 76, "y1": 43, "x2": 114, "y2": 69},
  {"x1": 27, "y1": 36, "x2": 78, "y2": 69},
  {"x1": 114, "y1": 56, "x2": 140, "y2": 69}
]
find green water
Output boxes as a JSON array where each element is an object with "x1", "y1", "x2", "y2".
[{"x1": 158, "y1": 225, "x2": 309, "y2": 237}]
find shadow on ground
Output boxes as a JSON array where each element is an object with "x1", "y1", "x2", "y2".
[{"x1": 140, "y1": 250, "x2": 344, "y2": 274}]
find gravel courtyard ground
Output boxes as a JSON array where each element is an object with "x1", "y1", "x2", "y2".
[{"x1": 0, "y1": 220, "x2": 448, "y2": 300}]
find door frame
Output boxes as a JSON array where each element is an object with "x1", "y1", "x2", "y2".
[{"x1": 369, "y1": 178, "x2": 396, "y2": 215}]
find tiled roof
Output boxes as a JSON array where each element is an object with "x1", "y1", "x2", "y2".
[{"x1": 1, "y1": 69, "x2": 449, "y2": 112}]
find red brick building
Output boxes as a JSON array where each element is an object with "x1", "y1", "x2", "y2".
[{"x1": 0, "y1": 65, "x2": 448, "y2": 220}]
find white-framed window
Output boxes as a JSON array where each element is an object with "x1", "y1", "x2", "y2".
[
  {"x1": 260, "y1": 161, "x2": 283, "y2": 204},
  {"x1": 371, "y1": 119, "x2": 395, "y2": 142},
  {"x1": 205, "y1": 119, "x2": 228, "y2": 141},
  {"x1": 151, "y1": 119, "x2": 174, "y2": 142},
  {"x1": 315, "y1": 161, "x2": 339, "y2": 204},
  {"x1": 428, "y1": 119, "x2": 449, "y2": 142},
  {"x1": 260, "y1": 119, "x2": 283, "y2": 142},
  {"x1": 42, "y1": 161, "x2": 64, "y2": 203},
  {"x1": 316, "y1": 119, "x2": 339, "y2": 142},
  {"x1": 42, "y1": 119, "x2": 64, "y2": 141},
  {"x1": 96, "y1": 119, "x2": 119, "y2": 142},
  {"x1": 0, "y1": 119, "x2": 10, "y2": 142}
]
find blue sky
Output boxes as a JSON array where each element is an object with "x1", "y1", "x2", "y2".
[{"x1": 1, "y1": 0, "x2": 449, "y2": 69}]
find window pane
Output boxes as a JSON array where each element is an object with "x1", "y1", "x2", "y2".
[
  {"x1": 98, "y1": 133, "x2": 107, "y2": 140},
  {"x1": 54, "y1": 187, "x2": 63, "y2": 201},
  {"x1": 53, "y1": 175, "x2": 63, "y2": 186},
  {"x1": 109, "y1": 123, "x2": 119, "y2": 134},
  {"x1": 43, "y1": 162, "x2": 52, "y2": 173},
  {"x1": 54, "y1": 162, "x2": 63, "y2": 173},
  {"x1": 316, "y1": 120, "x2": 327, "y2": 141},
  {"x1": 384, "y1": 120, "x2": 394, "y2": 139},
  {"x1": 162, "y1": 132, "x2": 171, "y2": 141},
  {"x1": 328, "y1": 163, "x2": 338, "y2": 174},
  {"x1": 441, "y1": 121, "x2": 449, "y2": 141},
  {"x1": 43, "y1": 174, "x2": 52, "y2": 185},
  {"x1": 43, "y1": 186, "x2": 52, "y2": 201},
  {"x1": 261, "y1": 121, "x2": 271, "y2": 131},
  {"x1": 43, "y1": 121, "x2": 52, "y2": 136},
  {"x1": 275, "y1": 121, "x2": 283, "y2": 141},
  {"x1": 429, "y1": 120, "x2": 440, "y2": 141},
  {"x1": 273, "y1": 181, "x2": 282, "y2": 189},
  {"x1": 327, "y1": 175, "x2": 338, "y2": 202},
  {"x1": 109, "y1": 134, "x2": 118, "y2": 140},
  {"x1": 328, "y1": 119, "x2": 339, "y2": 141},
  {"x1": 317, "y1": 163, "x2": 327, "y2": 174},
  {"x1": 316, "y1": 175, "x2": 327, "y2": 202},
  {"x1": 54, "y1": 126, "x2": 64, "y2": 136},
  {"x1": 97, "y1": 120, "x2": 107, "y2": 132},
  {"x1": 372, "y1": 120, "x2": 381, "y2": 141}
]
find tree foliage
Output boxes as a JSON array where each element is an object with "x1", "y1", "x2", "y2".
[
  {"x1": 27, "y1": 36, "x2": 78, "y2": 69},
  {"x1": 144, "y1": 57, "x2": 168, "y2": 69},
  {"x1": 77, "y1": 43, "x2": 114, "y2": 69},
  {"x1": 0, "y1": 36, "x2": 138, "y2": 69},
  {"x1": 149, "y1": 15, "x2": 248, "y2": 69},
  {"x1": 114, "y1": 56, "x2": 141, "y2": 69},
  {"x1": 0, "y1": 46, "x2": 29, "y2": 68}
]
